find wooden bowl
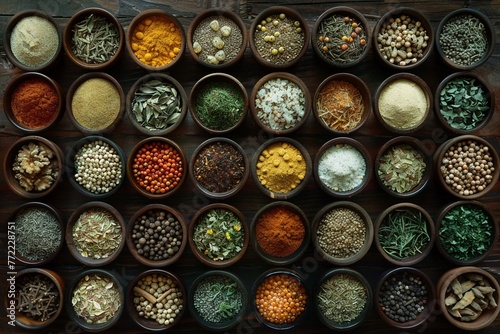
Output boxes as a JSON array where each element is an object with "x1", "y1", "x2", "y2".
[
  {"x1": 11, "y1": 202, "x2": 64, "y2": 266},
  {"x1": 63, "y1": 7, "x2": 124, "y2": 70},
  {"x1": 435, "y1": 200, "x2": 498, "y2": 265},
  {"x1": 189, "y1": 73, "x2": 248, "y2": 134},
  {"x1": 374, "y1": 72, "x2": 432, "y2": 134},
  {"x1": 375, "y1": 136, "x2": 432, "y2": 198},
  {"x1": 66, "y1": 201, "x2": 126, "y2": 267},
  {"x1": 251, "y1": 137, "x2": 312, "y2": 200},
  {"x1": 189, "y1": 203, "x2": 248, "y2": 268},
  {"x1": 373, "y1": 7, "x2": 433, "y2": 70},
  {"x1": 126, "y1": 269, "x2": 186, "y2": 331},
  {"x1": 435, "y1": 8, "x2": 495, "y2": 70},
  {"x1": 311, "y1": 201, "x2": 373, "y2": 266},
  {"x1": 127, "y1": 137, "x2": 187, "y2": 199},
  {"x1": 375, "y1": 203, "x2": 435, "y2": 266},
  {"x1": 3, "y1": 10, "x2": 62, "y2": 71},
  {"x1": 434, "y1": 135, "x2": 499, "y2": 199},
  {"x1": 436, "y1": 266, "x2": 500, "y2": 331},
  {"x1": 3, "y1": 136, "x2": 63, "y2": 198},
  {"x1": 125, "y1": 9, "x2": 185, "y2": 71},
  {"x1": 249, "y1": 6, "x2": 310, "y2": 69},
  {"x1": 66, "y1": 136, "x2": 126, "y2": 198},
  {"x1": 66, "y1": 72, "x2": 125, "y2": 134},
  {"x1": 3, "y1": 72, "x2": 63, "y2": 133},
  {"x1": 311, "y1": 6, "x2": 372, "y2": 68},
  {"x1": 250, "y1": 72, "x2": 311, "y2": 135},
  {"x1": 66, "y1": 269, "x2": 125, "y2": 332},
  {"x1": 314, "y1": 137, "x2": 371, "y2": 198},
  {"x1": 127, "y1": 204, "x2": 187, "y2": 267},
  {"x1": 313, "y1": 72, "x2": 371, "y2": 135},
  {"x1": 250, "y1": 201, "x2": 310, "y2": 266},
  {"x1": 126, "y1": 73, "x2": 187, "y2": 136},
  {"x1": 435, "y1": 71, "x2": 495, "y2": 134},
  {"x1": 187, "y1": 8, "x2": 248, "y2": 68}
]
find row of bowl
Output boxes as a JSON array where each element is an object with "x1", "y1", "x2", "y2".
[{"x1": 3, "y1": 6, "x2": 494, "y2": 73}]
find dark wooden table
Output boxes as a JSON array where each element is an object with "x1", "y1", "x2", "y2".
[{"x1": 0, "y1": 0, "x2": 499, "y2": 333}]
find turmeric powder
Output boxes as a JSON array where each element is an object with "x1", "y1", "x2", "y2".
[
  {"x1": 256, "y1": 142, "x2": 307, "y2": 193},
  {"x1": 131, "y1": 15, "x2": 182, "y2": 67}
]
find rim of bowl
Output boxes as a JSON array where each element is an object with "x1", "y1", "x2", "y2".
[
  {"x1": 311, "y1": 6, "x2": 372, "y2": 68},
  {"x1": 374, "y1": 136, "x2": 432, "y2": 198},
  {"x1": 311, "y1": 201, "x2": 373, "y2": 266},
  {"x1": 435, "y1": 8, "x2": 495, "y2": 70},
  {"x1": 126, "y1": 204, "x2": 187, "y2": 267},
  {"x1": 374, "y1": 202, "x2": 435, "y2": 266},
  {"x1": 3, "y1": 72, "x2": 63, "y2": 133},
  {"x1": 249, "y1": 6, "x2": 310, "y2": 69},
  {"x1": 187, "y1": 8, "x2": 248, "y2": 68},
  {"x1": 314, "y1": 137, "x2": 372, "y2": 197},
  {"x1": 189, "y1": 72, "x2": 248, "y2": 134},
  {"x1": 251, "y1": 137, "x2": 312, "y2": 200},
  {"x1": 434, "y1": 71, "x2": 495, "y2": 134},
  {"x1": 188, "y1": 203, "x2": 249, "y2": 268},
  {"x1": 125, "y1": 9, "x2": 186, "y2": 71},
  {"x1": 66, "y1": 136, "x2": 126, "y2": 198},
  {"x1": 3, "y1": 10, "x2": 62, "y2": 71},
  {"x1": 373, "y1": 7, "x2": 434, "y2": 70},
  {"x1": 66, "y1": 72, "x2": 125, "y2": 135},
  {"x1": 66, "y1": 201, "x2": 126, "y2": 267},
  {"x1": 63, "y1": 7, "x2": 124, "y2": 70},
  {"x1": 313, "y1": 72, "x2": 372, "y2": 135},
  {"x1": 435, "y1": 200, "x2": 498, "y2": 265},
  {"x1": 250, "y1": 201, "x2": 310, "y2": 265}
]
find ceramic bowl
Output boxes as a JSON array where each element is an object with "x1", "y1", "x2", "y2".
[
  {"x1": 126, "y1": 73, "x2": 187, "y2": 135},
  {"x1": 435, "y1": 71, "x2": 495, "y2": 134},
  {"x1": 189, "y1": 73, "x2": 248, "y2": 134},
  {"x1": 126, "y1": 269, "x2": 186, "y2": 331},
  {"x1": 3, "y1": 135, "x2": 63, "y2": 198},
  {"x1": 3, "y1": 10, "x2": 62, "y2": 71},
  {"x1": 250, "y1": 72, "x2": 311, "y2": 135},
  {"x1": 311, "y1": 201, "x2": 373, "y2": 266},
  {"x1": 188, "y1": 270, "x2": 247, "y2": 331},
  {"x1": 189, "y1": 203, "x2": 248, "y2": 268},
  {"x1": 66, "y1": 136, "x2": 126, "y2": 198},
  {"x1": 125, "y1": 9, "x2": 185, "y2": 71},
  {"x1": 375, "y1": 267, "x2": 435, "y2": 329},
  {"x1": 315, "y1": 268, "x2": 373, "y2": 330},
  {"x1": 66, "y1": 269, "x2": 125, "y2": 332},
  {"x1": 314, "y1": 137, "x2": 371, "y2": 197},
  {"x1": 434, "y1": 135, "x2": 499, "y2": 199},
  {"x1": 66, "y1": 72, "x2": 125, "y2": 134},
  {"x1": 187, "y1": 8, "x2": 248, "y2": 68},
  {"x1": 63, "y1": 7, "x2": 124, "y2": 70},
  {"x1": 249, "y1": 6, "x2": 310, "y2": 69},
  {"x1": 250, "y1": 201, "x2": 310, "y2": 266},
  {"x1": 127, "y1": 204, "x2": 187, "y2": 267},
  {"x1": 375, "y1": 136, "x2": 432, "y2": 198},
  {"x1": 435, "y1": 200, "x2": 498, "y2": 265},
  {"x1": 66, "y1": 201, "x2": 126, "y2": 267},
  {"x1": 375, "y1": 203, "x2": 435, "y2": 266},
  {"x1": 374, "y1": 72, "x2": 432, "y2": 134},
  {"x1": 3, "y1": 72, "x2": 63, "y2": 133},
  {"x1": 251, "y1": 137, "x2": 312, "y2": 200},
  {"x1": 127, "y1": 137, "x2": 187, "y2": 199},
  {"x1": 313, "y1": 72, "x2": 371, "y2": 135},
  {"x1": 373, "y1": 7, "x2": 433, "y2": 70},
  {"x1": 312, "y1": 6, "x2": 371, "y2": 67},
  {"x1": 437, "y1": 266, "x2": 500, "y2": 331},
  {"x1": 10, "y1": 202, "x2": 64, "y2": 266},
  {"x1": 7, "y1": 268, "x2": 64, "y2": 330},
  {"x1": 435, "y1": 8, "x2": 495, "y2": 70}
]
